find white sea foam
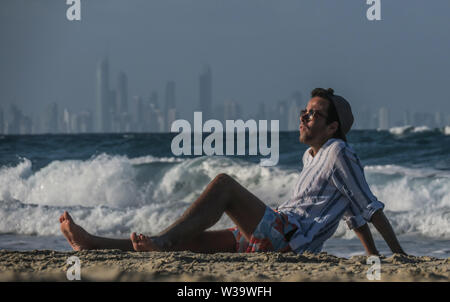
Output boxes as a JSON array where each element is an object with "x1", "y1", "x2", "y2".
[
  {"x1": 0, "y1": 156, "x2": 449, "y2": 240},
  {"x1": 360, "y1": 164, "x2": 450, "y2": 238},
  {"x1": 388, "y1": 125, "x2": 434, "y2": 135},
  {"x1": 0, "y1": 155, "x2": 297, "y2": 237},
  {"x1": 389, "y1": 125, "x2": 414, "y2": 135},
  {"x1": 412, "y1": 126, "x2": 432, "y2": 133},
  {"x1": 444, "y1": 126, "x2": 450, "y2": 135},
  {"x1": 364, "y1": 164, "x2": 450, "y2": 179},
  {"x1": 129, "y1": 155, "x2": 185, "y2": 165}
]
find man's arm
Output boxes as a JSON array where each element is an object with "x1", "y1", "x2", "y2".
[
  {"x1": 353, "y1": 223, "x2": 379, "y2": 256},
  {"x1": 370, "y1": 209, "x2": 406, "y2": 255}
]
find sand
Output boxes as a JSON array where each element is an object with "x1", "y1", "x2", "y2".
[{"x1": 0, "y1": 249, "x2": 448, "y2": 282}]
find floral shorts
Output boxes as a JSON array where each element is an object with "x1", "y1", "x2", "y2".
[{"x1": 228, "y1": 206, "x2": 298, "y2": 253}]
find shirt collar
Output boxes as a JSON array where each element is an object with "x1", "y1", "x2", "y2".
[{"x1": 306, "y1": 138, "x2": 339, "y2": 159}]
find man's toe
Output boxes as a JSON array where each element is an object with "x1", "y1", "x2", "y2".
[
  {"x1": 130, "y1": 232, "x2": 137, "y2": 242},
  {"x1": 64, "y1": 211, "x2": 73, "y2": 223}
]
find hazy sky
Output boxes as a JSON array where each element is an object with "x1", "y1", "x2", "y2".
[{"x1": 1, "y1": 0, "x2": 450, "y2": 121}]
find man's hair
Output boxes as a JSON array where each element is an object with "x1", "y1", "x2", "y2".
[{"x1": 310, "y1": 88, "x2": 346, "y2": 141}]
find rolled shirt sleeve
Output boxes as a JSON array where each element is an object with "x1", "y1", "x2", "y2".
[
  {"x1": 331, "y1": 147, "x2": 384, "y2": 229},
  {"x1": 342, "y1": 207, "x2": 367, "y2": 230}
]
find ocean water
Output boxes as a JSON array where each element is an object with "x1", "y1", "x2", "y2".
[{"x1": 0, "y1": 127, "x2": 449, "y2": 258}]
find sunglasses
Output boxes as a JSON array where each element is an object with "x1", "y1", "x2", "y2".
[{"x1": 300, "y1": 109, "x2": 328, "y2": 122}]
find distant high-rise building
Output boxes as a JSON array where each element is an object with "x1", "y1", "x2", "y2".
[
  {"x1": 149, "y1": 91, "x2": 159, "y2": 109},
  {"x1": 378, "y1": 107, "x2": 389, "y2": 130},
  {"x1": 371, "y1": 111, "x2": 378, "y2": 130},
  {"x1": 79, "y1": 111, "x2": 93, "y2": 133},
  {"x1": 63, "y1": 108, "x2": 71, "y2": 133},
  {"x1": 287, "y1": 99, "x2": 301, "y2": 131},
  {"x1": 199, "y1": 65, "x2": 212, "y2": 120},
  {"x1": 291, "y1": 91, "x2": 303, "y2": 107},
  {"x1": 70, "y1": 113, "x2": 79, "y2": 133},
  {"x1": 116, "y1": 72, "x2": 128, "y2": 133},
  {"x1": 435, "y1": 112, "x2": 444, "y2": 128},
  {"x1": 31, "y1": 113, "x2": 41, "y2": 134},
  {"x1": 358, "y1": 106, "x2": 372, "y2": 129},
  {"x1": 109, "y1": 90, "x2": 117, "y2": 132},
  {"x1": 117, "y1": 72, "x2": 128, "y2": 113},
  {"x1": 5, "y1": 104, "x2": 21, "y2": 134},
  {"x1": 156, "y1": 111, "x2": 165, "y2": 132},
  {"x1": 20, "y1": 116, "x2": 32, "y2": 134},
  {"x1": 403, "y1": 110, "x2": 411, "y2": 126},
  {"x1": 146, "y1": 91, "x2": 162, "y2": 132},
  {"x1": 213, "y1": 104, "x2": 225, "y2": 123},
  {"x1": 43, "y1": 102, "x2": 59, "y2": 134},
  {"x1": 95, "y1": 58, "x2": 110, "y2": 132},
  {"x1": 275, "y1": 100, "x2": 288, "y2": 131},
  {"x1": 131, "y1": 96, "x2": 145, "y2": 132},
  {"x1": 164, "y1": 81, "x2": 176, "y2": 132},
  {"x1": 223, "y1": 99, "x2": 242, "y2": 120},
  {"x1": 166, "y1": 108, "x2": 177, "y2": 132},
  {"x1": 256, "y1": 102, "x2": 266, "y2": 121},
  {"x1": 0, "y1": 107, "x2": 3, "y2": 134}
]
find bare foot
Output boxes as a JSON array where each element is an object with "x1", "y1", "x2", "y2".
[
  {"x1": 130, "y1": 232, "x2": 162, "y2": 252},
  {"x1": 59, "y1": 211, "x2": 94, "y2": 251}
]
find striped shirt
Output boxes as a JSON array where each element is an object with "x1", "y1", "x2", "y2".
[{"x1": 277, "y1": 138, "x2": 384, "y2": 254}]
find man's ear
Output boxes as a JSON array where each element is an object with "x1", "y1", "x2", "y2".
[{"x1": 328, "y1": 121, "x2": 339, "y2": 136}]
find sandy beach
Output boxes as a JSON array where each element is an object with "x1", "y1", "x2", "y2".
[{"x1": 0, "y1": 250, "x2": 448, "y2": 282}]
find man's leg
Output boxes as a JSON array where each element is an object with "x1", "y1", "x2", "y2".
[
  {"x1": 60, "y1": 211, "x2": 236, "y2": 252},
  {"x1": 59, "y1": 211, "x2": 134, "y2": 251},
  {"x1": 60, "y1": 173, "x2": 266, "y2": 252},
  {"x1": 159, "y1": 229, "x2": 237, "y2": 253},
  {"x1": 131, "y1": 173, "x2": 267, "y2": 252}
]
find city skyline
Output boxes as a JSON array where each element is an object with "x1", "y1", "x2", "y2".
[{"x1": 1, "y1": 57, "x2": 449, "y2": 135}]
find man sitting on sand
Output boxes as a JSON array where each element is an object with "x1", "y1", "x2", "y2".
[{"x1": 60, "y1": 88, "x2": 405, "y2": 256}]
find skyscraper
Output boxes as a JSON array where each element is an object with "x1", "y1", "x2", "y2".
[
  {"x1": 223, "y1": 99, "x2": 242, "y2": 120},
  {"x1": 287, "y1": 98, "x2": 301, "y2": 131},
  {"x1": 435, "y1": 112, "x2": 444, "y2": 128},
  {"x1": 79, "y1": 110, "x2": 93, "y2": 133},
  {"x1": 164, "y1": 80, "x2": 176, "y2": 132},
  {"x1": 148, "y1": 91, "x2": 162, "y2": 132},
  {"x1": 358, "y1": 106, "x2": 372, "y2": 129},
  {"x1": 378, "y1": 107, "x2": 389, "y2": 130},
  {"x1": 403, "y1": 110, "x2": 411, "y2": 126},
  {"x1": 5, "y1": 104, "x2": 21, "y2": 134},
  {"x1": 275, "y1": 100, "x2": 288, "y2": 131},
  {"x1": 0, "y1": 107, "x2": 3, "y2": 134},
  {"x1": 116, "y1": 72, "x2": 128, "y2": 133},
  {"x1": 256, "y1": 102, "x2": 266, "y2": 121},
  {"x1": 43, "y1": 102, "x2": 58, "y2": 134},
  {"x1": 109, "y1": 89, "x2": 117, "y2": 132},
  {"x1": 117, "y1": 72, "x2": 128, "y2": 113},
  {"x1": 20, "y1": 116, "x2": 32, "y2": 134},
  {"x1": 131, "y1": 96, "x2": 144, "y2": 132},
  {"x1": 199, "y1": 65, "x2": 212, "y2": 120},
  {"x1": 63, "y1": 108, "x2": 71, "y2": 133},
  {"x1": 95, "y1": 58, "x2": 110, "y2": 133}
]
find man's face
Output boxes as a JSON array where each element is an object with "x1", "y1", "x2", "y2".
[{"x1": 299, "y1": 97, "x2": 333, "y2": 145}]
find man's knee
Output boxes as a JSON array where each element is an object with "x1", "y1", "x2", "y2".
[{"x1": 213, "y1": 173, "x2": 234, "y2": 186}]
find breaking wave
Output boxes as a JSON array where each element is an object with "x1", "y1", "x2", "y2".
[{"x1": 0, "y1": 155, "x2": 449, "y2": 239}]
